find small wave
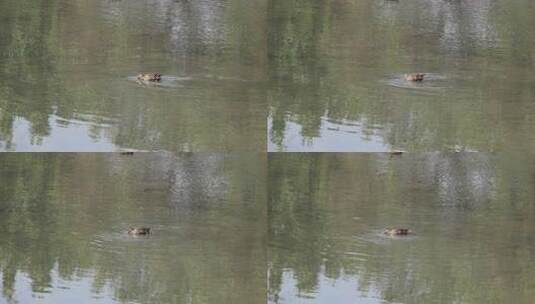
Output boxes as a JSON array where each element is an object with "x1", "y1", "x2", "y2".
[
  {"x1": 384, "y1": 73, "x2": 450, "y2": 92},
  {"x1": 127, "y1": 75, "x2": 192, "y2": 88}
]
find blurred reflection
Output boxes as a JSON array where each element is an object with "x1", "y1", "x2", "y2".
[
  {"x1": 0, "y1": 153, "x2": 266, "y2": 303},
  {"x1": 268, "y1": 153, "x2": 535, "y2": 303},
  {"x1": 267, "y1": 0, "x2": 535, "y2": 152},
  {"x1": 0, "y1": 0, "x2": 266, "y2": 151}
]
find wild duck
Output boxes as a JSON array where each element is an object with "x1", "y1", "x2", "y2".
[
  {"x1": 137, "y1": 73, "x2": 162, "y2": 82},
  {"x1": 128, "y1": 227, "x2": 151, "y2": 235},
  {"x1": 384, "y1": 228, "x2": 410, "y2": 236},
  {"x1": 404, "y1": 73, "x2": 425, "y2": 82}
]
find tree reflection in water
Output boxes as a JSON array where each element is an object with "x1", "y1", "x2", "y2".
[
  {"x1": 268, "y1": 153, "x2": 535, "y2": 303},
  {"x1": 0, "y1": 153, "x2": 266, "y2": 304}
]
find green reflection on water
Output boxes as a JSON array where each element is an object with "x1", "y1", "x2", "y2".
[
  {"x1": 267, "y1": 0, "x2": 535, "y2": 152},
  {"x1": 0, "y1": 153, "x2": 266, "y2": 303},
  {"x1": 268, "y1": 153, "x2": 535, "y2": 303},
  {"x1": 0, "y1": 0, "x2": 267, "y2": 152}
]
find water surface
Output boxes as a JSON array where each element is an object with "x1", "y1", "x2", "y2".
[
  {"x1": 0, "y1": 153, "x2": 266, "y2": 303},
  {"x1": 267, "y1": 0, "x2": 535, "y2": 152},
  {"x1": 0, "y1": 0, "x2": 266, "y2": 151},
  {"x1": 268, "y1": 153, "x2": 535, "y2": 303}
]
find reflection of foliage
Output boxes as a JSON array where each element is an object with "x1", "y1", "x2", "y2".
[
  {"x1": 0, "y1": 154, "x2": 265, "y2": 303},
  {"x1": 0, "y1": 0, "x2": 266, "y2": 151},
  {"x1": 0, "y1": 0, "x2": 59, "y2": 145},
  {"x1": 267, "y1": 0, "x2": 328, "y2": 82},
  {"x1": 268, "y1": 153, "x2": 535, "y2": 303},
  {"x1": 267, "y1": 0, "x2": 535, "y2": 152}
]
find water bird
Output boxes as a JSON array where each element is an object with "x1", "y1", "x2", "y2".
[
  {"x1": 120, "y1": 151, "x2": 134, "y2": 156},
  {"x1": 384, "y1": 228, "x2": 410, "y2": 236},
  {"x1": 404, "y1": 73, "x2": 425, "y2": 82},
  {"x1": 128, "y1": 227, "x2": 151, "y2": 235},
  {"x1": 137, "y1": 73, "x2": 162, "y2": 82}
]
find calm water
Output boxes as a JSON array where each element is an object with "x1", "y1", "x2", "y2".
[
  {"x1": 267, "y1": 0, "x2": 535, "y2": 152},
  {"x1": 0, "y1": 0, "x2": 266, "y2": 152},
  {"x1": 0, "y1": 153, "x2": 266, "y2": 303},
  {"x1": 268, "y1": 153, "x2": 535, "y2": 303}
]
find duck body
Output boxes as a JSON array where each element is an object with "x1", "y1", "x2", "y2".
[
  {"x1": 404, "y1": 73, "x2": 425, "y2": 82},
  {"x1": 137, "y1": 73, "x2": 162, "y2": 82},
  {"x1": 128, "y1": 227, "x2": 151, "y2": 235},
  {"x1": 384, "y1": 228, "x2": 410, "y2": 236}
]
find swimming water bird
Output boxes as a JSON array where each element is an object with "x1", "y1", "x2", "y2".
[
  {"x1": 404, "y1": 73, "x2": 425, "y2": 82},
  {"x1": 128, "y1": 227, "x2": 151, "y2": 235},
  {"x1": 137, "y1": 73, "x2": 162, "y2": 82},
  {"x1": 384, "y1": 228, "x2": 410, "y2": 236}
]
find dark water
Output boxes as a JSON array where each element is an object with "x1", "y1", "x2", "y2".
[
  {"x1": 268, "y1": 153, "x2": 535, "y2": 303},
  {"x1": 0, "y1": 0, "x2": 266, "y2": 152},
  {"x1": 0, "y1": 153, "x2": 266, "y2": 303},
  {"x1": 267, "y1": 0, "x2": 535, "y2": 152}
]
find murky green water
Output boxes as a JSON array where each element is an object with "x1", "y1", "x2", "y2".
[
  {"x1": 268, "y1": 153, "x2": 535, "y2": 303},
  {"x1": 4, "y1": 0, "x2": 535, "y2": 153},
  {"x1": 0, "y1": 153, "x2": 266, "y2": 303},
  {"x1": 0, "y1": 0, "x2": 266, "y2": 152},
  {"x1": 267, "y1": 0, "x2": 535, "y2": 152},
  {"x1": 2, "y1": 0, "x2": 535, "y2": 302}
]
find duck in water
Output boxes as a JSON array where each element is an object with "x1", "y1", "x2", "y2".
[
  {"x1": 384, "y1": 228, "x2": 410, "y2": 236},
  {"x1": 404, "y1": 73, "x2": 425, "y2": 82},
  {"x1": 128, "y1": 227, "x2": 151, "y2": 235},
  {"x1": 137, "y1": 73, "x2": 162, "y2": 82}
]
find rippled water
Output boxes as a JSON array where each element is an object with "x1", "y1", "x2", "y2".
[
  {"x1": 268, "y1": 153, "x2": 535, "y2": 303},
  {"x1": 267, "y1": 0, "x2": 535, "y2": 152},
  {"x1": 0, "y1": 153, "x2": 266, "y2": 303},
  {"x1": 126, "y1": 75, "x2": 194, "y2": 89},
  {"x1": 0, "y1": 0, "x2": 266, "y2": 152}
]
